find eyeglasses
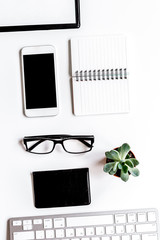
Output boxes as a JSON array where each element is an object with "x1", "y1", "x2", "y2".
[{"x1": 23, "y1": 134, "x2": 94, "y2": 154}]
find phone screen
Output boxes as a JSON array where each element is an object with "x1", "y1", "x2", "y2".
[{"x1": 23, "y1": 53, "x2": 57, "y2": 109}]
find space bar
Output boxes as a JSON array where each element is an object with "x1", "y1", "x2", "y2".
[{"x1": 66, "y1": 215, "x2": 114, "y2": 227}]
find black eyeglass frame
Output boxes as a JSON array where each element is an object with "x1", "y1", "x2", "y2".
[
  {"x1": 23, "y1": 134, "x2": 94, "y2": 154},
  {"x1": 0, "y1": 0, "x2": 80, "y2": 32}
]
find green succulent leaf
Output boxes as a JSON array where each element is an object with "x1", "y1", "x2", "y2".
[
  {"x1": 130, "y1": 158, "x2": 139, "y2": 166},
  {"x1": 119, "y1": 143, "x2": 130, "y2": 160},
  {"x1": 125, "y1": 153, "x2": 131, "y2": 159},
  {"x1": 103, "y1": 162, "x2": 115, "y2": 173},
  {"x1": 105, "y1": 150, "x2": 121, "y2": 161},
  {"x1": 129, "y1": 167, "x2": 140, "y2": 177},
  {"x1": 118, "y1": 163, "x2": 122, "y2": 169},
  {"x1": 120, "y1": 170, "x2": 129, "y2": 182},
  {"x1": 125, "y1": 159, "x2": 134, "y2": 168},
  {"x1": 109, "y1": 170, "x2": 117, "y2": 175},
  {"x1": 113, "y1": 162, "x2": 119, "y2": 172},
  {"x1": 122, "y1": 164, "x2": 128, "y2": 174}
]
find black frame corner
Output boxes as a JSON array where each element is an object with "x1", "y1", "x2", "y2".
[{"x1": 0, "y1": 0, "x2": 80, "y2": 32}]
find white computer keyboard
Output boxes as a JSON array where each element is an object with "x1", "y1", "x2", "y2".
[{"x1": 8, "y1": 208, "x2": 159, "y2": 240}]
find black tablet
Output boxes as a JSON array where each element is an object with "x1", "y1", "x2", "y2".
[{"x1": 32, "y1": 168, "x2": 91, "y2": 208}]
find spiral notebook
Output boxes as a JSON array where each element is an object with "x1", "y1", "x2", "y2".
[{"x1": 70, "y1": 35, "x2": 130, "y2": 116}]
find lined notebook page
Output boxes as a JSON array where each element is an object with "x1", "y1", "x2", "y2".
[{"x1": 70, "y1": 35, "x2": 129, "y2": 116}]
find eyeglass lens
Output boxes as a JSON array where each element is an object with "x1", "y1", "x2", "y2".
[
  {"x1": 27, "y1": 140, "x2": 54, "y2": 154},
  {"x1": 63, "y1": 139, "x2": 91, "y2": 153}
]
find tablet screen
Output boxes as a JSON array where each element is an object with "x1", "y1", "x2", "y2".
[{"x1": 32, "y1": 168, "x2": 91, "y2": 208}]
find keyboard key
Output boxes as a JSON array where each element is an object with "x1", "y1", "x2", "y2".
[
  {"x1": 86, "y1": 227, "x2": 95, "y2": 235},
  {"x1": 23, "y1": 220, "x2": 32, "y2": 225},
  {"x1": 102, "y1": 237, "x2": 110, "y2": 240},
  {"x1": 33, "y1": 219, "x2": 43, "y2": 225},
  {"x1": 23, "y1": 220, "x2": 32, "y2": 231},
  {"x1": 23, "y1": 224, "x2": 32, "y2": 230},
  {"x1": 136, "y1": 223, "x2": 157, "y2": 233},
  {"x1": 116, "y1": 225, "x2": 125, "y2": 234},
  {"x1": 54, "y1": 218, "x2": 65, "y2": 228},
  {"x1": 92, "y1": 237, "x2": 100, "y2": 240},
  {"x1": 126, "y1": 224, "x2": 135, "y2": 233},
  {"x1": 115, "y1": 214, "x2": 126, "y2": 224},
  {"x1": 128, "y1": 213, "x2": 137, "y2": 223},
  {"x1": 148, "y1": 212, "x2": 156, "y2": 222},
  {"x1": 112, "y1": 236, "x2": 120, "y2": 240},
  {"x1": 106, "y1": 226, "x2": 115, "y2": 234},
  {"x1": 67, "y1": 215, "x2": 114, "y2": 227},
  {"x1": 96, "y1": 226, "x2": 105, "y2": 235},
  {"x1": 56, "y1": 229, "x2": 65, "y2": 238},
  {"x1": 66, "y1": 228, "x2": 75, "y2": 237},
  {"x1": 44, "y1": 219, "x2": 52, "y2": 229},
  {"x1": 76, "y1": 227, "x2": 85, "y2": 236},
  {"x1": 71, "y1": 238, "x2": 80, "y2": 240},
  {"x1": 13, "y1": 231, "x2": 34, "y2": 240},
  {"x1": 13, "y1": 220, "x2": 22, "y2": 226},
  {"x1": 132, "y1": 234, "x2": 141, "y2": 240},
  {"x1": 142, "y1": 234, "x2": 158, "y2": 240},
  {"x1": 36, "y1": 230, "x2": 45, "y2": 239},
  {"x1": 46, "y1": 229, "x2": 54, "y2": 238},
  {"x1": 138, "y1": 213, "x2": 147, "y2": 222},
  {"x1": 81, "y1": 238, "x2": 90, "y2": 240},
  {"x1": 122, "y1": 235, "x2": 130, "y2": 240}
]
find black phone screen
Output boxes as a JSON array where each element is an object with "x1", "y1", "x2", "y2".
[
  {"x1": 23, "y1": 53, "x2": 57, "y2": 109},
  {"x1": 32, "y1": 168, "x2": 91, "y2": 208}
]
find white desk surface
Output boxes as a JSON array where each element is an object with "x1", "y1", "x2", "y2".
[{"x1": 1, "y1": 0, "x2": 160, "y2": 239}]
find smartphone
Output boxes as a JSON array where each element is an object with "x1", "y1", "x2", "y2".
[{"x1": 21, "y1": 45, "x2": 59, "y2": 117}]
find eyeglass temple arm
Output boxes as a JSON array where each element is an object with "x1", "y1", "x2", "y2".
[
  {"x1": 78, "y1": 139, "x2": 94, "y2": 148},
  {"x1": 25, "y1": 139, "x2": 46, "y2": 151}
]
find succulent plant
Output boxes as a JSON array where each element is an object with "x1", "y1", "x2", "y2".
[{"x1": 103, "y1": 143, "x2": 140, "y2": 182}]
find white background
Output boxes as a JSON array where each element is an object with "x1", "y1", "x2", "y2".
[{"x1": 0, "y1": 0, "x2": 160, "y2": 239}]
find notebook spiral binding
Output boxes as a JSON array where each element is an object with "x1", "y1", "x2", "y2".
[{"x1": 75, "y1": 68, "x2": 127, "y2": 81}]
